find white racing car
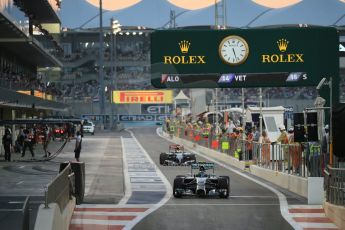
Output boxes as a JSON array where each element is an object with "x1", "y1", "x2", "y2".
[
  {"x1": 173, "y1": 162, "x2": 230, "y2": 198},
  {"x1": 160, "y1": 144, "x2": 196, "y2": 166}
]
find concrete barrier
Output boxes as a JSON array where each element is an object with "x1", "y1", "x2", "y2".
[
  {"x1": 307, "y1": 177, "x2": 324, "y2": 204},
  {"x1": 34, "y1": 197, "x2": 76, "y2": 230},
  {"x1": 250, "y1": 165, "x2": 308, "y2": 198},
  {"x1": 324, "y1": 201, "x2": 345, "y2": 229}
]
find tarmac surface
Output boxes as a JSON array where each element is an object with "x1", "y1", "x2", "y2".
[
  {"x1": 0, "y1": 131, "x2": 126, "y2": 229},
  {"x1": 1, "y1": 127, "x2": 336, "y2": 230},
  {"x1": 131, "y1": 126, "x2": 301, "y2": 230}
]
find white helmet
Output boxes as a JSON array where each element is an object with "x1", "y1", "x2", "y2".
[{"x1": 278, "y1": 124, "x2": 286, "y2": 131}]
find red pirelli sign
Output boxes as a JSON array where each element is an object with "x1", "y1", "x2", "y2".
[{"x1": 112, "y1": 90, "x2": 173, "y2": 104}]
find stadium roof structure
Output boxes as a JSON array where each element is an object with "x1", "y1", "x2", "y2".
[
  {"x1": 0, "y1": 88, "x2": 68, "y2": 112},
  {"x1": 13, "y1": 0, "x2": 60, "y2": 24},
  {"x1": 0, "y1": 11, "x2": 28, "y2": 39},
  {"x1": 60, "y1": 0, "x2": 345, "y2": 29},
  {"x1": 0, "y1": 12, "x2": 63, "y2": 67}
]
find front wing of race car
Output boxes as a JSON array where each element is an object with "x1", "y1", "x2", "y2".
[
  {"x1": 173, "y1": 176, "x2": 230, "y2": 198},
  {"x1": 160, "y1": 152, "x2": 196, "y2": 166}
]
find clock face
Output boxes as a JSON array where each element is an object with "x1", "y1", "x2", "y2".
[{"x1": 219, "y1": 35, "x2": 249, "y2": 65}]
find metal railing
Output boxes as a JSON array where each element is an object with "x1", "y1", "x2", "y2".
[
  {"x1": 44, "y1": 163, "x2": 74, "y2": 210},
  {"x1": 324, "y1": 166, "x2": 345, "y2": 206},
  {"x1": 251, "y1": 141, "x2": 322, "y2": 177},
  {"x1": 169, "y1": 125, "x2": 325, "y2": 177}
]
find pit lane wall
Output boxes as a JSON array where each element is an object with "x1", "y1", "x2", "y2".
[
  {"x1": 34, "y1": 197, "x2": 76, "y2": 230},
  {"x1": 163, "y1": 131, "x2": 308, "y2": 198},
  {"x1": 250, "y1": 165, "x2": 307, "y2": 197}
]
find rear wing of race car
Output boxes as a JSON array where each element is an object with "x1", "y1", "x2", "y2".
[
  {"x1": 191, "y1": 162, "x2": 215, "y2": 174},
  {"x1": 169, "y1": 144, "x2": 184, "y2": 152}
]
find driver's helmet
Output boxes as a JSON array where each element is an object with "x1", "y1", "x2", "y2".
[
  {"x1": 175, "y1": 145, "x2": 182, "y2": 152},
  {"x1": 198, "y1": 166, "x2": 207, "y2": 177}
]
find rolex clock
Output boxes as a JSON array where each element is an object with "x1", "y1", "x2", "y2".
[{"x1": 219, "y1": 35, "x2": 249, "y2": 65}]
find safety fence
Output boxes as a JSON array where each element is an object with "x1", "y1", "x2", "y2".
[
  {"x1": 169, "y1": 125, "x2": 324, "y2": 177},
  {"x1": 44, "y1": 163, "x2": 75, "y2": 210},
  {"x1": 250, "y1": 141, "x2": 324, "y2": 177},
  {"x1": 0, "y1": 196, "x2": 30, "y2": 230},
  {"x1": 324, "y1": 166, "x2": 345, "y2": 206}
]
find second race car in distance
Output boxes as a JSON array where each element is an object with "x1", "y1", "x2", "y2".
[
  {"x1": 173, "y1": 162, "x2": 230, "y2": 198},
  {"x1": 160, "y1": 144, "x2": 196, "y2": 166}
]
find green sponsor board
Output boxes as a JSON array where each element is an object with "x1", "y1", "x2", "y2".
[{"x1": 151, "y1": 27, "x2": 339, "y2": 89}]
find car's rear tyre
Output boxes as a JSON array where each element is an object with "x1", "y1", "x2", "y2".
[
  {"x1": 91, "y1": 132, "x2": 94, "y2": 135},
  {"x1": 160, "y1": 153, "x2": 167, "y2": 165},
  {"x1": 218, "y1": 177, "x2": 230, "y2": 198},
  {"x1": 173, "y1": 177, "x2": 184, "y2": 198}
]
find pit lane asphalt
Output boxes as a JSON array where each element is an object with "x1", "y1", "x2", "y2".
[
  {"x1": 0, "y1": 131, "x2": 126, "y2": 229},
  {"x1": 130, "y1": 126, "x2": 306, "y2": 230}
]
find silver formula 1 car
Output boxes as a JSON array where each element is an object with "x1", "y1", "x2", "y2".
[
  {"x1": 173, "y1": 162, "x2": 230, "y2": 198},
  {"x1": 160, "y1": 144, "x2": 196, "y2": 166}
]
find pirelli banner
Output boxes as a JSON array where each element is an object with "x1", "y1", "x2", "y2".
[{"x1": 112, "y1": 90, "x2": 173, "y2": 104}]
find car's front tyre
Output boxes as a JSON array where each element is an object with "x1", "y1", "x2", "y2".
[{"x1": 173, "y1": 177, "x2": 184, "y2": 198}]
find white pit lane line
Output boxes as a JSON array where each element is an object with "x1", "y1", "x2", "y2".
[
  {"x1": 120, "y1": 129, "x2": 173, "y2": 230},
  {"x1": 119, "y1": 136, "x2": 132, "y2": 205},
  {"x1": 156, "y1": 127, "x2": 301, "y2": 230}
]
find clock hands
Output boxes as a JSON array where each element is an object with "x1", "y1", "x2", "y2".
[
  {"x1": 232, "y1": 48, "x2": 237, "y2": 59},
  {"x1": 232, "y1": 48, "x2": 238, "y2": 61},
  {"x1": 220, "y1": 36, "x2": 248, "y2": 65}
]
